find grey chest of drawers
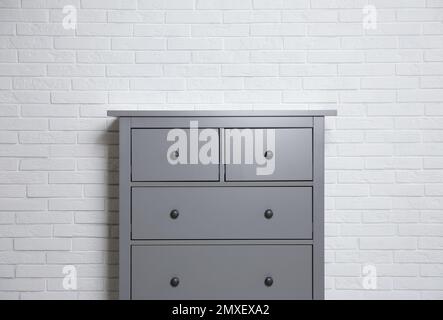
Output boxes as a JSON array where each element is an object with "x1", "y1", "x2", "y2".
[{"x1": 108, "y1": 110, "x2": 336, "y2": 300}]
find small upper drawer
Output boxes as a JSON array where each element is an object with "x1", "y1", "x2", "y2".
[
  {"x1": 132, "y1": 245, "x2": 312, "y2": 300},
  {"x1": 131, "y1": 128, "x2": 219, "y2": 182},
  {"x1": 225, "y1": 128, "x2": 312, "y2": 181},
  {"x1": 131, "y1": 186, "x2": 312, "y2": 240}
]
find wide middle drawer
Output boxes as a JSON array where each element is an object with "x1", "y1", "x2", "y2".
[{"x1": 131, "y1": 187, "x2": 312, "y2": 240}]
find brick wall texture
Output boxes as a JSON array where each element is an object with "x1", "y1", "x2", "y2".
[{"x1": 1, "y1": 0, "x2": 443, "y2": 299}]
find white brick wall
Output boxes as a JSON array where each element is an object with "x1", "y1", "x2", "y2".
[{"x1": 0, "y1": 0, "x2": 442, "y2": 300}]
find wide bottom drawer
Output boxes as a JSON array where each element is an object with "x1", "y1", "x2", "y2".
[{"x1": 131, "y1": 245, "x2": 312, "y2": 300}]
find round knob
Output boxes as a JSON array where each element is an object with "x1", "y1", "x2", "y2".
[
  {"x1": 264, "y1": 150, "x2": 273, "y2": 160},
  {"x1": 170, "y1": 277, "x2": 180, "y2": 287},
  {"x1": 264, "y1": 209, "x2": 273, "y2": 219},
  {"x1": 170, "y1": 209, "x2": 179, "y2": 220},
  {"x1": 171, "y1": 150, "x2": 179, "y2": 160},
  {"x1": 264, "y1": 276, "x2": 273, "y2": 287}
]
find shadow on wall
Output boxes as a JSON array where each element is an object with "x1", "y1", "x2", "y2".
[
  {"x1": 104, "y1": 118, "x2": 120, "y2": 299},
  {"x1": 46, "y1": 118, "x2": 120, "y2": 300}
]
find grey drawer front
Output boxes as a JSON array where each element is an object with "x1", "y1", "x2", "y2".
[
  {"x1": 131, "y1": 128, "x2": 219, "y2": 181},
  {"x1": 225, "y1": 128, "x2": 312, "y2": 181},
  {"x1": 132, "y1": 187, "x2": 312, "y2": 240},
  {"x1": 132, "y1": 245, "x2": 312, "y2": 300}
]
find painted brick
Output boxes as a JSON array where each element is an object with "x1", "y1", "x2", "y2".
[
  {"x1": 111, "y1": 38, "x2": 164, "y2": 50},
  {"x1": 135, "y1": 24, "x2": 190, "y2": 37},
  {"x1": 139, "y1": 0, "x2": 194, "y2": 9},
  {"x1": 46, "y1": 252, "x2": 103, "y2": 264},
  {"x1": 72, "y1": 238, "x2": 118, "y2": 251},
  {"x1": 283, "y1": 10, "x2": 337, "y2": 22},
  {"x1": 0, "y1": 158, "x2": 18, "y2": 171},
  {"x1": 335, "y1": 250, "x2": 394, "y2": 263},
  {"x1": 303, "y1": 77, "x2": 359, "y2": 89},
  {"x1": 167, "y1": 11, "x2": 221, "y2": 24},
  {"x1": 131, "y1": 78, "x2": 185, "y2": 91},
  {"x1": 197, "y1": 0, "x2": 252, "y2": 9},
  {"x1": 370, "y1": 184, "x2": 424, "y2": 197},
  {"x1": 167, "y1": 91, "x2": 223, "y2": 104},
  {"x1": 168, "y1": 38, "x2": 223, "y2": 50},
  {"x1": 395, "y1": 251, "x2": 443, "y2": 263},
  {"x1": 377, "y1": 264, "x2": 419, "y2": 277},
  {"x1": 0, "y1": 0, "x2": 442, "y2": 300},
  {"x1": 224, "y1": 38, "x2": 283, "y2": 50},
  {"x1": 279, "y1": 64, "x2": 337, "y2": 76},
  {"x1": 75, "y1": 211, "x2": 118, "y2": 224},
  {"x1": 19, "y1": 132, "x2": 76, "y2": 144},
  {"x1": 14, "y1": 78, "x2": 70, "y2": 90},
  {"x1": 253, "y1": 0, "x2": 309, "y2": 9},
  {"x1": 419, "y1": 237, "x2": 443, "y2": 249},
  {"x1": 109, "y1": 91, "x2": 165, "y2": 104},
  {"x1": 399, "y1": 225, "x2": 443, "y2": 236},
  {"x1": 49, "y1": 9, "x2": 106, "y2": 23},
  {"x1": 251, "y1": 24, "x2": 305, "y2": 36},
  {"x1": 49, "y1": 199, "x2": 104, "y2": 211},
  {"x1": 284, "y1": 37, "x2": 340, "y2": 49},
  {"x1": 21, "y1": 105, "x2": 78, "y2": 117},
  {"x1": 0, "y1": 225, "x2": 51, "y2": 238},
  {"x1": 77, "y1": 51, "x2": 134, "y2": 64},
  {"x1": 15, "y1": 212, "x2": 73, "y2": 224},
  {"x1": 0, "y1": 9, "x2": 48, "y2": 22},
  {"x1": 164, "y1": 64, "x2": 221, "y2": 77},
  {"x1": 27, "y1": 185, "x2": 81, "y2": 198},
  {"x1": 0, "y1": 279, "x2": 45, "y2": 291},
  {"x1": 51, "y1": 92, "x2": 107, "y2": 104},
  {"x1": 0, "y1": 265, "x2": 14, "y2": 277},
  {"x1": 14, "y1": 238, "x2": 71, "y2": 251},
  {"x1": 106, "y1": 64, "x2": 162, "y2": 77},
  {"x1": 339, "y1": 171, "x2": 396, "y2": 184},
  {"x1": 0, "y1": 50, "x2": 17, "y2": 63},
  {"x1": 0, "y1": 91, "x2": 50, "y2": 103},
  {"x1": 359, "y1": 237, "x2": 417, "y2": 250},
  {"x1": 394, "y1": 278, "x2": 443, "y2": 290},
  {"x1": 21, "y1": 292, "x2": 77, "y2": 299},
  {"x1": 17, "y1": 23, "x2": 74, "y2": 36},
  {"x1": 80, "y1": 0, "x2": 136, "y2": 9},
  {"x1": 53, "y1": 225, "x2": 109, "y2": 238},
  {"x1": 0, "y1": 199, "x2": 47, "y2": 211},
  {"x1": 0, "y1": 172, "x2": 47, "y2": 184},
  {"x1": 420, "y1": 264, "x2": 443, "y2": 276},
  {"x1": 76, "y1": 24, "x2": 132, "y2": 36},
  {"x1": 108, "y1": 11, "x2": 164, "y2": 23},
  {"x1": 49, "y1": 119, "x2": 107, "y2": 131},
  {"x1": 0, "y1": 185, "x2": 25, "y2": 198},
  {"x1": 72, "y1": 78, "x2": 129, "y2": 91},
  {"x1": 0, "y1": 131, "x2": 17, "y2": 143},
  {"x1": 47, "y1": 278, "x2": 104, "y2": 291},
  {"x1": 49, "y1": 144, "x2": 109, "y2": 158},
  {"x1": 54, "y1": 37, "x2": 110, "y2": 49},
  {"x1": 137, "y1": 51, "x2": 191, "y2": 63}
]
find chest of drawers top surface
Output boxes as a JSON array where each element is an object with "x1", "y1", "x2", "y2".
[
  {"x1": 108, "y1": 110, "x2": 337, "y2": 117},
  {"x1": 111, "y1": 110, "x2": 335, "y2": 301}
]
